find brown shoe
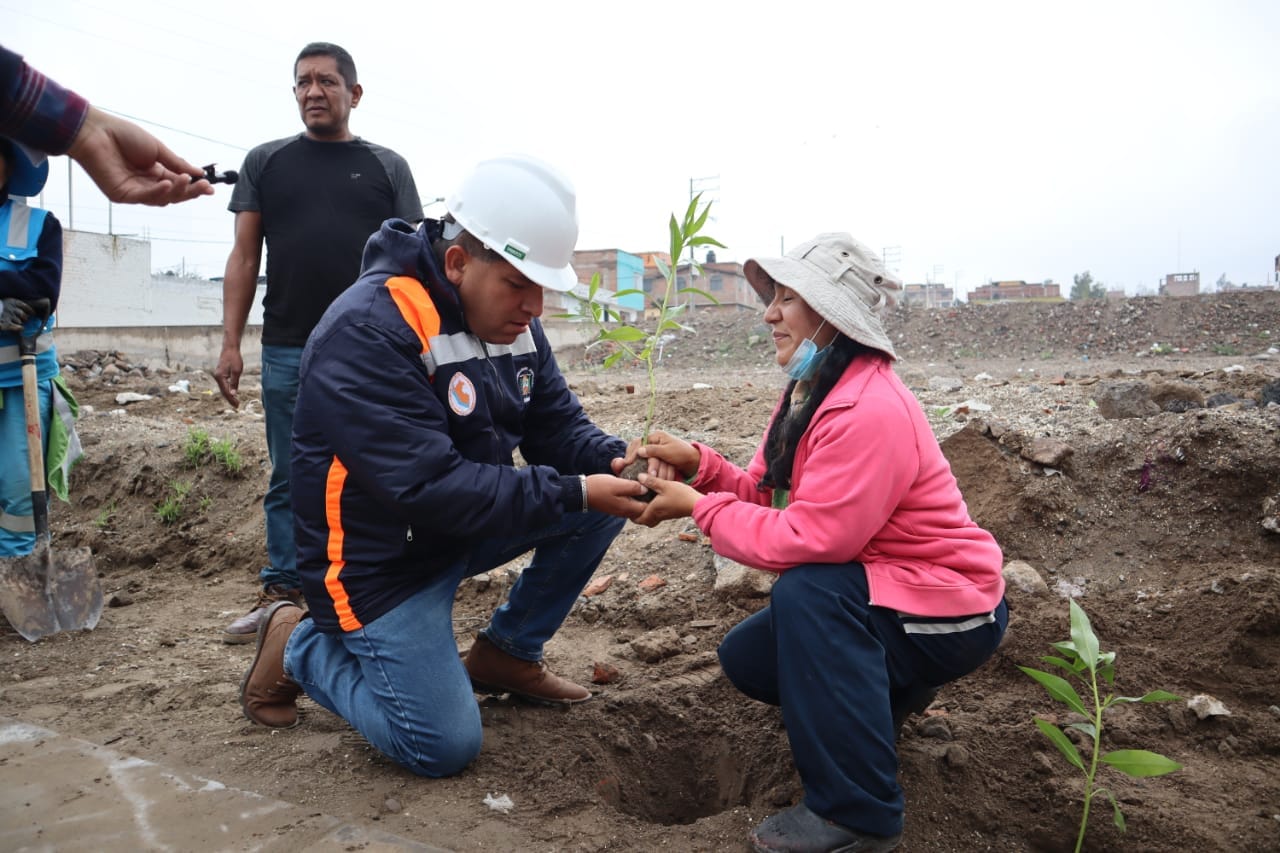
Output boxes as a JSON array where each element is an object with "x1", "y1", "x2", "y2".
[
  {"x1": 464, "y1": 633, "x2": 591, "y2": 705},
  {"x1": 223, "y1": 584, "x2": 303, "y2": 645},
  {"x1": 239, "y1": 601, "x2": 305, "y2": 728}
]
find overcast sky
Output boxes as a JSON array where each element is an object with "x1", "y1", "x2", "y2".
[{"x1": 7, "y1": 0, "x2": 1279, "y2": 298}]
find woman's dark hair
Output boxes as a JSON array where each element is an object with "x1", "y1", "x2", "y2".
[
  {"x1": 758, "y1": 334, "x2": 878, "y2": 492},
  {"x1": 430, "y1": 213, "x2": 502, "y2": 268}
]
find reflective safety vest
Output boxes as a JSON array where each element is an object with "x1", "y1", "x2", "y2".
[{"x1": 0, "y1": 198, "x2": 57, "y2": 388}]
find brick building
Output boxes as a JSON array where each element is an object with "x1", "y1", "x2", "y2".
[
  {"x1": 1161, "y1": 272, "x2": 1200, "y2": 297},
  {"x1": 969, "y1": 280, "x2": 1062, "y2": 301}
]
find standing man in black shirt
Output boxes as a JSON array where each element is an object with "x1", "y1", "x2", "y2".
[{"x1": 215, "y1": 42, "x2": 422, "y2": 644}]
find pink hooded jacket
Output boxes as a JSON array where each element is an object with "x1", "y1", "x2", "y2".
[{"x1": 689, "y1": 355, "x2": 1005, "y2": 617}]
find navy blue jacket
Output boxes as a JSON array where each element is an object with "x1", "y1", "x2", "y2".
[{"x1": 292, "y1": 218, "x2": 626, "y2": 633}]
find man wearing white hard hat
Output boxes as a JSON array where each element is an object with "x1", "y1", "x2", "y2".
[{"x1": 239, "y1": 153, "x2": 649, "y2": 777}]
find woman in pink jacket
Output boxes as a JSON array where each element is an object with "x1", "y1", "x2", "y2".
[{"x1": 635, "y1": 233, "x2": 1008, "y2": 853}]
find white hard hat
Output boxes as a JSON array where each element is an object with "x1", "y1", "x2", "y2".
[{"x1": 446, "y1": 154, "x2": 580, "y2": 292}]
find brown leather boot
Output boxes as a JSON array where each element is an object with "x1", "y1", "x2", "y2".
[
  {"x1": 464, "y1": 633, "x2": 591, "y2": 705},
  {"x1": 239, "y1": 601, "x2": 305, "y2": 728}
]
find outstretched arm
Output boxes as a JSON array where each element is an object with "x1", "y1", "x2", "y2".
[{"x1": 65, "y1": 107, "x2": 213, "y2": 206}]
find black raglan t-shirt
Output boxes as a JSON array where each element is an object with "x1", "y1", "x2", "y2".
[{"x1": 229, "y1": 134, "x2": 421, "y2": 347}]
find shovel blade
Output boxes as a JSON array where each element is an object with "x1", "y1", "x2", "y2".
[{"x1": 0, "y1": 540, "x2": 102, "y2": 642}]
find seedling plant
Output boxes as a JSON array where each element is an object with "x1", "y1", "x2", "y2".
[
  {"x1": 1018, "y1": 600, "x2": 1182, "y2": 852},
  {"x1": 568, "y1": 194, "x2": 724, "y2": 442}
]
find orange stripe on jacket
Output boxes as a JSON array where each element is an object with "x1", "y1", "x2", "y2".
[
  {"x1": 386, "y1": 276, "x2": 442, "y2": 354},
  {"x1": 323, "y1": 457, "x2": 361, "y2": 631}
]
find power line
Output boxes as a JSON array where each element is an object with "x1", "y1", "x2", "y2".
[{"x1": 97, "y1": 107, "x2": 248, "y2": 151}]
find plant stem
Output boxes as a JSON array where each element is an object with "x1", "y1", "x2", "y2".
[{"x1": 1075, "y1": 668, "x2": 1104, "y2": 853}]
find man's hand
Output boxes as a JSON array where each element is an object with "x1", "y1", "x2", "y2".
[
  {"x1": 632, "y1": 473, "x2": 701, "y2": 527},
  {"x1": 585, "y1": 473, "x2": 651, "y2": 519},
  {"x1": 213, "y1": 346, "x2": 244, "y2": 408},
  {"x1": 66, "y1": 107, "x2": 215, "y2": 206},
  {"x1": 0, "y1": 298, "x2": 33, "y2": 332}
]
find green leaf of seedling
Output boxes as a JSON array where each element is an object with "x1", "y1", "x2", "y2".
[
  {"x1": 1067, "y1": 721, "x2": 1097, "y2": 740},
  {"x1": 601, "y1": 327, "x2": 648, "y2": 343},
  {"x1": 1038, "y1": 655, "x2": 1078, "y2": 674},
  {"x1": 602, "y1": 352, "x2": 624, "y2": 368},
  {"x1": 1069, "y1": 600, "x2": 1101, "y2": 673},
  {"x1": 1109, "y1": 690, "x2": 1180, "y2": 706},
  {"x1": 686, "y1": 193, "x2": 706, "y2": 225},
  {"x1": 688, "y1": 235, "x2": 727, "y2": 248},
  {"x1": 668, "y1": 214, "x2": 682, "y2": 260},
  {"x1": 1050, "y1": 640, "x2": 1083, "y2": 663},
  {"x1": 688, "y1": 200, "x2": 711, "y2": 235},
  {"x1": 1100, "y1": 749, "x2": 1183, "y2": 777},
  {"x1": 655, "y1": 257, "x2": 672, "y2": 279},
  {"x1": 677, "y1": 286, "x2": 720, "y2": 304},
  {"x1": 614, "y1": 288, "x2": 645, "y2": 299},
  {"x1": 657, "y1": 318, "x2": 690, "y2": 334},
  {"x1": 1103, "y1": 790, "x2": 1127, "y2": 831},
  {"x1": 1100, "y1": 662, "x2": 1117, "y2": 685},
  {"x1": 1033, "y1": 717, "x2": 1084, "y2": 770},
  {"x1": 1140, "y1": 690, "x2": 1180, "y2": 703},
  {"x1": 1018, "y1": 666, "x2": 1089, "y2": 716}
]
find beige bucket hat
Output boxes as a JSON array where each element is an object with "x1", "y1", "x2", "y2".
[{"x1": 744, "y1": 233, "x2": 902, "y2": 359}]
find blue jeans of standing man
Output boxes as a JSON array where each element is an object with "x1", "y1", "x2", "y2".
[
  {"x1": 283, "y1": 508, "x2": 625, "y2": 777},
  {"x1": 260, "y1": 345, "x2": 301, "y2": 591},
  {"x1": 717, "y1": 562, "x2": 1008, "y2": 839}
]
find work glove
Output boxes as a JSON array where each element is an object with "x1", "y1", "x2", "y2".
[{"x1": 0, "y1": 297, "x2": 34, "y2": 332}]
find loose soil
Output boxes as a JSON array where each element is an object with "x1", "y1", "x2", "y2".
[{"x1": 5, "y1": 292, "x2": 1280, "y2": 852}]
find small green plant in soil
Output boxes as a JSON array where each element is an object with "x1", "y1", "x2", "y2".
[
  {"x1": 183, "y1": 429, "x2": 211, "y2": 467},
  {"x1": 565, "y1": 194, "x2": 724, "y2": 443},
  {"x1": 93, "y1": 500, "x2": 117, "y2": 530},
  {"x1": 155, "y1": 480, "x2": 192, "y2": 526},
  {"x1": 209, "y1": 437, "x2": 243, "y2": 475},
  {"x1": 182, "y1": 428, "x2": 243, "y2": 476},
  {"x1": 1018, "y1": 599, "x2": 1182, "y2": 852}
]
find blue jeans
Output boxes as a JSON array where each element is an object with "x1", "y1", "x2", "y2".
[
  {"x1": 717, "y1": 563, "x2": 1008, "y2": 838},
  {"x1": 260, "y1": 345, "x2": 301, "y2": 591},
  {"x1": 0, "y1": 381, "x2": 52, "y2": 557},
  {"x1": 284, "y1": 509, "x2": 624, "y2": 776}
]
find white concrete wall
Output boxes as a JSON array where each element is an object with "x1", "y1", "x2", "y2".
[{"x1": 57, "y1": 231, "x2": 266, "y2": 328}]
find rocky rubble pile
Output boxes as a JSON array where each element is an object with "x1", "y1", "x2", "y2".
[
  {"x1": 598, "y1": 290, "x2": 1280, "y2": 371},
  {"x1": 884, "y1": 290, "x2": 1280, "y2": 362}
]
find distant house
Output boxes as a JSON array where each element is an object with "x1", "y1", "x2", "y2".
[
  {"x1": 970, "y1": 280, "x2": 1062, "y2": 302},
  {"x1": 901, "y1": 282, "x2": 955, "y2": 308},
  {"x1": 571, "y1": 248, "x2": 647, "y2": 313},
  {"x1": 641, "y1": 250, "x2": 759, "y2": 316},
  {"x1": 1161, "y1": 272, "x2": 1200, "y2": 297}
]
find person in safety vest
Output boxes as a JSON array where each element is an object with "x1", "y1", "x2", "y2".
[
  {"x1": 239, "y1": 154, "x2": 650, "y2": 777},
  {"x1": 0, "y1": 137, "x2": 80, "y2": 557}
]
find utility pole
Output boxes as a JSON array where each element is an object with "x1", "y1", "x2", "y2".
[{"x1": 881, "y1": 245, "x2": 902, "y2": 274}]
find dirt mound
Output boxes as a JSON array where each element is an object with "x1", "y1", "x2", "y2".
[{"x1": 3, "y1": 295, "x2": 1280, "y2": 851}]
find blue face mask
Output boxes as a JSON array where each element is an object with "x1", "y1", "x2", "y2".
[{"x1": 782, "y1": 321, "x2": 829, "y2": 380}]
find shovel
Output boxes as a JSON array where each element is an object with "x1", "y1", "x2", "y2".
[{"x1": 0, "y1": 298, "x2": 101, "y2": 641}]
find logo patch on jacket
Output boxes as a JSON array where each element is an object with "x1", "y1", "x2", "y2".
[
  {"x1": 448, "y1": 372, "x2": 476, "y2": 416},
  {"x1": 517, "y1": 366, "x2": 534, "y2": 400}
]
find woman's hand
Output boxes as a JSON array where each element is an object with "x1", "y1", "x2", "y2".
[
  {"x1": 631, "y1": 473, "x2": 700, "y2": 527},
  {"x1": 637, "y1": 430, "x2": 700, "y2": 481}
]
